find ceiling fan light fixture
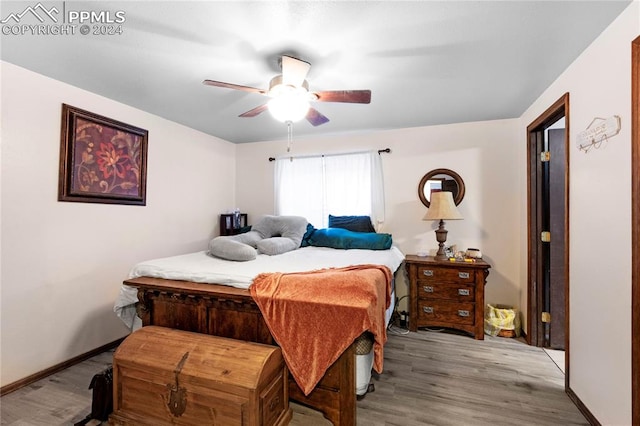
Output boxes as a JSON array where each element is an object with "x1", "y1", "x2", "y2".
[
  {"x1": 267, "y1": 86, "x2": 310, "y2": 123},
  {"x1": 204, "y1": 55, "x2": 371, "y2": 126}
]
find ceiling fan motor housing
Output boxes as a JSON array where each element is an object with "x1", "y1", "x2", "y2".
[{"x1": 269, "y1": 75, "x2": 310, "y2": 95}]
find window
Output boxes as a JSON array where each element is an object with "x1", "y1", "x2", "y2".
[{"x1": 274, "y1": 151, "x2": 385, "y2": 228}]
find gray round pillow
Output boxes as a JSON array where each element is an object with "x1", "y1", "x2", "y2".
[{"x1": 209, "y1": 237, "x2": 257, "y2": 261}]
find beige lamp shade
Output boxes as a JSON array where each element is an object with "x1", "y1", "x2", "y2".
[{"x1": 423, "y1": 191, "x2": 463, "y2": 221}]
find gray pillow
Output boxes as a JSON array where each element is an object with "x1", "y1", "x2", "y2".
[
  {"x1": 228, "y1": 230, "x2": 263, "y2": 247},
  {"x1": 209, "y1": 215, "x2": 308, "y2": 261},
  {"x1": 209, "y1": 237, "x2": 257, "y2": 261},
  {"x1": 257, "y1": 237, "x2": 299, "y2": 255},
  {"x1": 252, "y1": 215, "x2": 308, "y2": 247}
]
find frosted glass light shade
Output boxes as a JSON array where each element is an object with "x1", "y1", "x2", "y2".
[{"x1": 268, "y1": 87, "x2": 310, "y2": 123}]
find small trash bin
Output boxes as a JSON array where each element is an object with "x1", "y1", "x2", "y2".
[{"x1": 484, "y1": 304, "x2": 521, "y2": 337}]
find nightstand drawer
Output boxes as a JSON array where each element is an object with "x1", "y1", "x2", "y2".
[
  {"x1": 417, "y1": 301, "x2": 475, "y2": 325},
  {"x1": 417, "y1": 266, "x2": 475, "y2": 283},
  {"x1": 417, "y1": 282, "x2": 475, "y2": 301}
]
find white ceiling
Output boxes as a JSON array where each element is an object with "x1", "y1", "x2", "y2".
[{"x1": 1, "y1": 1, "x2": 631, "y2": 143}]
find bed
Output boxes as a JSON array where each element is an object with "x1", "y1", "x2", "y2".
[{"x1": 114, "y1": 245, "x2": 404, "y2": 425}]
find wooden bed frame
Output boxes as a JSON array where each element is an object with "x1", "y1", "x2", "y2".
[{"x1": 126, "y1": 276, "x2": 357, "y2": 426}]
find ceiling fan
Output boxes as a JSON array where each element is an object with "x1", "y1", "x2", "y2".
[{"x1": 203, "y1": 55, "x2": 371, "y2": 126}]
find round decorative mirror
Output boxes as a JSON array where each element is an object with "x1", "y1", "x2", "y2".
[{"x1": 418, "y1": 168, "x2": 466, "y2": 207}]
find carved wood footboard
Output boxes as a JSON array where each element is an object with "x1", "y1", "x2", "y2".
[{"x1": 127, "y1": 276, "x2": 356, "y2": 426}]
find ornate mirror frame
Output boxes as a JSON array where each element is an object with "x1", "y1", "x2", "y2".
[{"x1": 418, "y1": 168, "x2": 466, "y2": 207}]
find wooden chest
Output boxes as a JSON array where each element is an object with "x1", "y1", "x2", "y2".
[
  {"x1": 109, "y1": 326, "x2": 291, "y2": 426},
  {"x1": 405, "y1": 255, "x2": 491, "y2": 339}
]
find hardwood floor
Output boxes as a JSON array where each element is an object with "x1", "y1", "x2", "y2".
[
  {"x1": 0, "y1": 329, "x2": 587, "y2": 425},
  {"x1": 357, "y1": 329, "x2": 587, "y2": 426}
]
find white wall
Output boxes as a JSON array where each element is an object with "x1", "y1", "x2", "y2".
[
  {"x1": 236, "y1": 119, "x2": 522, "y2": 312},
  {"x1": 519, "y1": 3, "x2": 638, "y2": 424},
  {"x1": 1, "y1": 4, "x2": 636, "y2": 422},
  {"x1": 0, "y1": 62, "x2": 236, "y2": 387}
]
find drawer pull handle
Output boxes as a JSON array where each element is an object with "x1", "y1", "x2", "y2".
[
  {"x1": 423, "y1": 270, "x2": 434, "y2": 277},
  {"x1": 423, "y1": 285, "x2": 434, "y2": 293},
  {"x1": 458, "y1": 289, "x2": 470, "y2": 296},
  {"x1": 458, "y1": 272, "x2": 470, "y2": 279},
  {"x1": 458, "y1": 310, "x2": 470, "y2": 317},
  {"x1": 423, "y1": 306, "x2": 433, "y2": 314},
  {"x1": 269, "y1": 395, "x2": 280, "y2": 411}
]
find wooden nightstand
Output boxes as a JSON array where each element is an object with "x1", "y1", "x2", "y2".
[
  {"x1": 219, "y1": 213, "x2": 248, "y2": 236},
  {"x1": 405, "y1": 255, "x2": 491, "y2": 339}
]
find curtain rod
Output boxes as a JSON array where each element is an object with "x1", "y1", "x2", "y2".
[{"x1": 268, "y1": 148, "x2": 391, "y2": 162}]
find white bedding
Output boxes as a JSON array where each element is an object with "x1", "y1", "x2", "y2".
[
  {"x1": 115, "y1": 245, "x2": 404, "y2": 330},
  {"x1": 129, "y1": 245, "x2": 404, "y2": 288},
  {"x1": 113, "y1": 245, "x2": 405, "y2": 395}
]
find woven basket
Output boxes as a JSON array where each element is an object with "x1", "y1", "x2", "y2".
[{"x1": 353, "y1": 332, "x2": 374, "y2": 355}]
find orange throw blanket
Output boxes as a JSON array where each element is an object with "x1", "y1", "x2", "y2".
[{"x1": 250, "y1": 264, "x2": 392, "y2": 395}]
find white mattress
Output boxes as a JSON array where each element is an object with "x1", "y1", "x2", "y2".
[
  {"x1": 114, "y1": 245, "x2": 404, "y2": 396},
  {"x1": 116, "y1": 245, "x2": 403, "y2": 329},
  {"x1": 128, "y1": 245, "x2": 404, "y2": 289}
]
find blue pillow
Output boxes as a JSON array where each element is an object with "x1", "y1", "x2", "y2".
[
  {"x1": 300, "y1": 223, "x2": 316, "y2": 247},
  {"x1": 304, "y1": 227, "x2": 392, "y2": 250},
  {"x1": 328, "y1": 215, "x2": 376, "y2": 233}
]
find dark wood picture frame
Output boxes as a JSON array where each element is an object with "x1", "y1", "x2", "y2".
[
  {"x1": 418, "y1": 168, "x2": 466, "y2": 207},
  {"x1": 58, "y1": 104, "x2": 148, "y2": 206}
]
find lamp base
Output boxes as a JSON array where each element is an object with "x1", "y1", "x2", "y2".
[
  {"x1": 434, "y1": 219, "x2": 449, "y2": 260},
  {"x1": 434, "y1": 252, "x2": 448, "y2": 261}
]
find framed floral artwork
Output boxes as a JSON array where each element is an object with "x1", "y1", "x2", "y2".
[{"x1": 58, "y1": 104, "x2": 148, "y2": 206}]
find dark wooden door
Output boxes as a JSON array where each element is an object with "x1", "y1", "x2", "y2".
[{"x1": 547, "y1": 128, "x2": 567, "y2": 350}]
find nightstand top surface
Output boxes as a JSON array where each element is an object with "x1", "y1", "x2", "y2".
[{"x1": 405, "y1": 254, "x2": 491, "y2": 269}]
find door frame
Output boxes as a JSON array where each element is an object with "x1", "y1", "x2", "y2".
[
  {"x1": 631, "y1": 35, "x2": 639, "y2": 426},
  {"x1": 526, "y1": 93, "x2": 570, "y2": 386}
]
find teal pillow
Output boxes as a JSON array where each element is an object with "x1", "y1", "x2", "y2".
[
  {"x1": 328, "y1": 215, "x2": 376, "y2": 233},
  {"x1": 300, "y1": 223, "x2": 315, "y2": 247},
  {"x1": 304, "y1": 227, "x2": 392, "y2": 250}
]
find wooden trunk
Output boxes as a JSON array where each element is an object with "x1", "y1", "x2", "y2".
[
  {"x1": 127, "y1": 276, "x2": 356, "y2": 426},
  {"x1": 109, "y1": 326, "x2": 292, "y2": 426}
]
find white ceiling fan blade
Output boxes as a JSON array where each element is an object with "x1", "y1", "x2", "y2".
[{"x1": 281, "y1": 55, "x2": 311, "y2": 88}]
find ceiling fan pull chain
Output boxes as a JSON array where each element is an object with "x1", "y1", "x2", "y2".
[{"x1": 287, "y1": 120, "x2": 293, "y2": 156}]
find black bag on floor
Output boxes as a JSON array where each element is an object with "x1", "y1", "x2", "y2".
[{"x1": 88, "y1": 365, "x2": 113, "y2": 421}]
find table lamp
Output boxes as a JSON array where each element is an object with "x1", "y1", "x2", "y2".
[{"x1": 422, "y1": 191, "x2": 463, "y2": 260}]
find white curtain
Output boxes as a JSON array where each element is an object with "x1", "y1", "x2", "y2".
[{"x1": 274, "y1": 151, "x2": 385, "y2": 229}]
